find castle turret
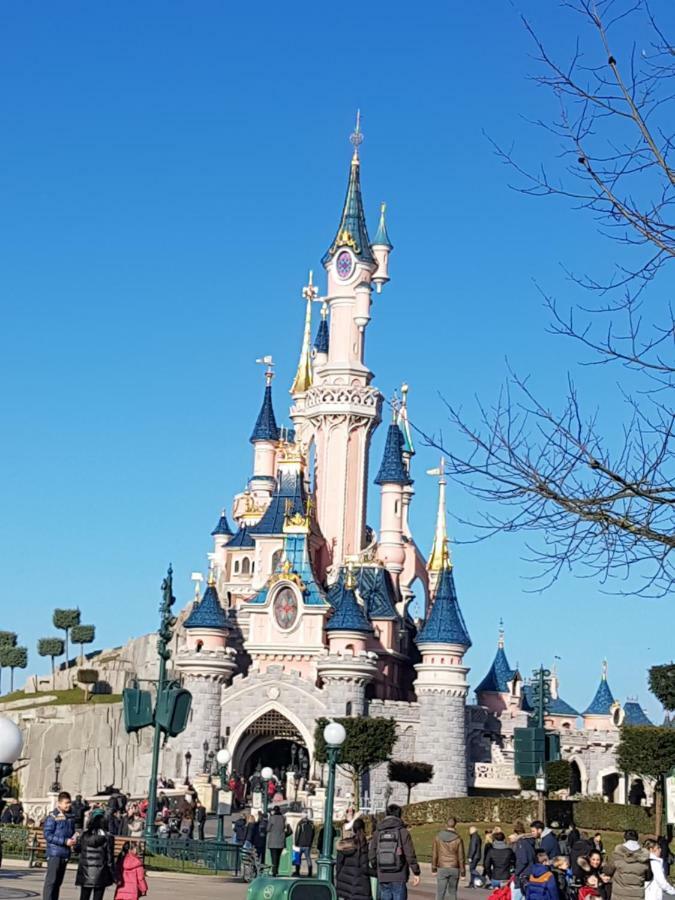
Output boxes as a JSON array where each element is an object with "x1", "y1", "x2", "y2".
[
  {"x1": 249, "y1": 362, "x2": 280, "y2": 498},
  {"x1": 583, "y1": 661, "x2": 622, "y2": 730},
  {"x1": 375, "y1": 420, "x2": 411, "y2": 578},
  {"x1": 371, "y1": 202, "x2": 392, "y2": 292},
  {"x1": 475, "y1": 622, "x2": 522, "y2": 714},
  {"x1": 211, "y1": 509, "x2": 233, "y2": 550},
  {"x1": 174, "y1": 572, "x2": 237, "y2": 760},
  {"x1": 318, "y1": 565, "x2": 378, "y2": 717},
  {"x1": 313, "y1": 301, "x2": 330, "y2": 369},
  {"x1": 414, "y1": 545, "x2": 471, "y2": 798}
]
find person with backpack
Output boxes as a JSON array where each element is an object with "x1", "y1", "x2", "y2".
[
  {"x1": 369, "y1": 804, "x2": 421, "y2": 899},
  {"x1": 431, "y1": 817, "x2": 466, "y2": 900},
  {"x1": 525, "y1": 850, "x2": 559, "y2": 900}
]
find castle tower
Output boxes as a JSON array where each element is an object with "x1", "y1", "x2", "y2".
[
  {"x1": 375, "y1": 419, "x2": 411, "y2": 579},
  {"x1": 583, "y1": 661, "x2": 622, "y2": 730},
  {"x1": 301, "y1": 116, "x2": 386, "y2": 573},
  {"x1": 426, "y1": 457, "x2": 450, "y2": 596},
  {"x1": 318, "y1": 565, "x2": 378, "y2": 717},
  {"x1": 475, "y1": 622, "x2": 522, "y2": 714},
  {"x1": 414, "y1": 535, "x2": 471, "y2": 798},
  {"x1": 313, "y1": 301, "x2": 330, "y2": 369},
  {"x1": 397, "y1": 384, "x2": 415, "y2": 539},
  {"x1": 249, "y1": 361, "x2": 280, "y2": 501},
  {"x1": 174, "y1": 572, "x2": 237, "y2": 757}
]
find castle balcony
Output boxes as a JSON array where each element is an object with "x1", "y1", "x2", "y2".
[{"x1": 469, "y1": 761, "x2": 520, "y2": 791}]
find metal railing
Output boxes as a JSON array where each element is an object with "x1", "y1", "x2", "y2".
[{"x1": 144, "y1": 836, "x2": 243, "y2": 875}]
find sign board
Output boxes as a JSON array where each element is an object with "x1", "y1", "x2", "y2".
[
  {"x1": 217, "y1": 789, "x2": 232, "y2": 818},
  {"x1": 665, "y1": 769, "x2": 675, "y2": 825}
]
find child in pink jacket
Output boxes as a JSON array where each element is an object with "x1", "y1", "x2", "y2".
[{"x1": 114, "y1": 843, "x2": 148, "y2": 900}]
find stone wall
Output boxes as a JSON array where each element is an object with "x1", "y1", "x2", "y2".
[{"x1": 415, "y1": 692, "x2": 467, "y2": 800}]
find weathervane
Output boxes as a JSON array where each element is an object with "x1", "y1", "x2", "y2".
[
  {"x1": 302, "y1": 270, "x2": 319, "y2": 303},
  {"x1": 255, "y1": 354, "x2": 275, "y2": 385},
  {"x1": 350, "y1": 109, "x2": 363, "y2": 161}
]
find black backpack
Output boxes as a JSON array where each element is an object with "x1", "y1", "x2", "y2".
[{"x1": 377, "y1": 825, "x2": 404, "y2": 873}]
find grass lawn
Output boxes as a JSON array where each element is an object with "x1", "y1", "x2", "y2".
[
  {"x1": 408, "y1": 822, "x2": 627, "y2": 864},
  {"x1": 0, "y1": 687, "x2": 122, "y2": 707}
]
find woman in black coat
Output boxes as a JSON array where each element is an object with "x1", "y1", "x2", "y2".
[
  {"x1": 75, "y1": 809, "x2": 115, "y2": 900},
  {"x1": 336, "y1": 818, "x2": 371, "y2": 900}
]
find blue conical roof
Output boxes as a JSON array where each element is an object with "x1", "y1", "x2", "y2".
[
  {"x1": 250, "y1": 383, "x2": 280, "y2": 443},
  {"x1": 211, "y1": 511, "x2": 233, "y2": 536},
  {"x1": 250, "y1": 470, "x2": 305, "y2": 535},
  {"x1": 372, "y1": 203, "x2": 393, "y2": 248},
  {"x1": 374, "y1": 424, "x2": 412, "y2": 486},
  {"x1": 184, "y1": 584, "x2": 228, "y2": 630},
  {"x1": 322, "y1": 158, "x2": 374, "y2": 266},
  {"x1": 584, "y1": 676, "x2": 615, "y2": 715},
  {"x1": 623, "y1": 700, "x2": 652, "y2": 726},
  {"x1": 416, "y1": 567, "x2": 471, "y2": 647},
  {"x1": 326, "y1": 580, "x2": 371, "y2": 633},
  {"x1": 476, "y1": 645, "x2": 517, "y2": 693},
  {"x1": 314, "y1": 316, "x2": 329, "y2": 354}
]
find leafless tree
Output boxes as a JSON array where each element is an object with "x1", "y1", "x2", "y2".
[{"x1": 425, "y1": 1, "x2": 675, "y2": 595}]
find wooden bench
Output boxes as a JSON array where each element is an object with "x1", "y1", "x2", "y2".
[{"x1": 28, "y1": 828, "x2": 144, "y2": 868}]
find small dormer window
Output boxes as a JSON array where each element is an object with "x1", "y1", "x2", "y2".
[
  {"x1": 241, "y1": 557, "x2": 251, "y2": 575},
  {"x1": 234, "y1": 560, "x2": 240, "y2": 574}
]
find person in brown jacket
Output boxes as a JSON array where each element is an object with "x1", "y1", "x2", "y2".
[
  {"x1": 431, "y1": 817, "x2": 466, "y2": 900},
  {"x1": 603, "y1": 831, "x2": 651, "y2": 900}
]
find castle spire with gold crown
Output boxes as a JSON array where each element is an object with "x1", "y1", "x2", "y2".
[{"x1": 427, "y1": 457, "x2": 451, "y2": 593}]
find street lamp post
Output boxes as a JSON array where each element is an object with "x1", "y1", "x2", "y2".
[
  {"x1": 184, "y1": 750, "x2": 192, "y2": 785},
  {"x1": 144, "y1": 566, "x2": 178, "y2": 840},
  {"x1": 51, "y1": 752, "x2": 63, "y2": 792},
  {"x1": 202, "y1": 740, "x2": 209, "y2": 775},
  {"x1": 536, "y1": 764, "x2": 548, "y2": 822},
  {"x1": 0, "y1": 716, "x2": 24, "y2": 803},
  {"x1": 215, "y1": 747, "x2": 231, "y2": 843},
  {"x1": 317, "y1": 721, "x2": 346, "y2": 883},
  {"x1": 208, "y1": 750, "x2": 215, "y2": 777},
  {"x1": 261, "y1": 765, "x2": 274, "y2": 815}
]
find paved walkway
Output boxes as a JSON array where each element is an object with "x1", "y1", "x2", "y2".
[{"x1": 0, "y1": 861, "x2": 481, "y2": 900}]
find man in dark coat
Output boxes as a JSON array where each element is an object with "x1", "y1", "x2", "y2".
[
  {"x1": 467, "y1": 826, "x2": 483, "y2": 887},
  {"x1": 71, "y1": 796, "x2": 89, "y2": 830},
  {"x1": 43, "y1": 792, "x2": 77, "y2": 900},
  {"x1": 369, "y1": 804, "x2": 421, "y2": 899},
  {"x1": 195, "y1": 801, "x2": 207, "y2": 841},
  {"x1": 293, "y1": 812, "x2": 315, "y2": 877}
]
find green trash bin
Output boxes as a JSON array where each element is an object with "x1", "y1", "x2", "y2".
[{"x1": 246, "y1": 876, "x2": 337, "y2": 899}]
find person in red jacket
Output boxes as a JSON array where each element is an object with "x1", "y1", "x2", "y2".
[{"x1": 114, "y1": 843, "x2": 148, "y2": 900}]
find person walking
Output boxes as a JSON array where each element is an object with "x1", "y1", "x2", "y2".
[
  {"x1": 484, "y1": 830, "x2": 515, "y2": 887},
  {"x1": 336, "y1": 818, "x2": 371, "y2": 900},
  {"x1": 293, "y1": 812, "x2": 315, "y2": 877},
  {"x1": 243, "y1": 814, "x2": 258, "y2": 852},
  {"x1": 603, "y1": 830, "x2": 650, "y2": 900},
  {"x1": 75, "y1": 808, "x2": 115, "y2": 900},
  {"x1": 431, "y1": 817, "x2": 466, "y2": 900},
  {"x1": 194, "y1": 802, "x2": 206, "y2": 841},
  {"x1": 254, "y1": 812, "x2": 267, "y2": 860},
  {"x1": 114, "y1": 842, "x2": 148, "y2": 900},
  {"x1": 369, "y1": 803, "x2": 421, "y2": 900},
  {"x1": 467, "y1": 826, "x2": 482, "y2": 887},
  {"x1": 645, "y1": 840, "x2": 675, "y2": 900},
  {"x1": 43, "y1": 791, "x2": 77, "y2": 900},
  {"x1": 267, "y1": 806, "x2": 290, "y2": 877}
]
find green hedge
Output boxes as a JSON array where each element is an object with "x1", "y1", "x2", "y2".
[
  {"x1": 0, "y1": 824, "x2": 30, "y2": 859},
  {"x1": 403, "y1": 796, "x2": 653, "y2": 833},
  {"x1": 403, "y1": 797, "x2": 537, "y2": 826},
  {"x1": 574, "y1": 801, "x2": 653, "y2": 833}
]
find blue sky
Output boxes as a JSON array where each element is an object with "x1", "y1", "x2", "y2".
[{"x1": 1, "y1": 0, "x2": 672, "y2": 719}]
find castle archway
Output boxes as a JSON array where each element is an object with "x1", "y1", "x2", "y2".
[{"x1": 228, "y1": 703, "x2": 313, "y2": 780}]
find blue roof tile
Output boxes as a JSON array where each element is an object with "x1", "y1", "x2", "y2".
[
  {"x1": 322, "y1": 157, "x2": 374, "y2": 266},
  {"x1": 211, "y1": 511, "x2": 233, "y2": 536},
  {"x1": 227, "y1": 525, "x2": 255, "y2": 548},
  {"x1": 584, "y1": 677, "x2": 615, "y2": 715},
  {"x1": 416, "y1": 567, "x2": 471, "y2": 647},
  {"x1": 184, "y1": 584, "x2": 229, "y2": 630},
  {"x1": 250, "y1": 384, "x2": 280, "y2": 444},
  {"x1": 374, "y1": 424, "x2": 412, "y2": 486},
  {"x1": 247, "y1": 532, "x2": 326, "y2": 607},
  {"x1": 250, "y1": 470, "x2": 305, "y2": 535},
  {"x1": 522, "y1": 684, "x2": 579, "y2": 717},
  {"x1": 325, "y1": 582, "x2": 371, "y2": 633},
  {"x1": 476, "y1": 647, "x2": 517, "y2": 694},
  {"x1": 372, "y1": 203, "x2": 393, "y2": 248},
  {"x1": 356, "y1": 566, "x2": 398, "y2": 620},
  {"x1": 623, "y1": 700, "x2": 652, "y2": 726}
]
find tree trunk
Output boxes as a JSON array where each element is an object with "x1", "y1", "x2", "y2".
[
  {"x1": 351, "y1": 771, "x2": 360, "y2": 810},
  {"x1": 655, "y1": 780, "x2": 664, "y2": 836},
  {"x1": 406, "y1": 784, "x2": 412, "y2": 806},
  {"x1": 64, "y1": 629, "x2": 69, "y2": 668},
  {"x1": 10, "y1": 667, "x2": 15, "y2": 693},
  {"x1": 51, "y1": 656, "x2": 55, "y2": 680}
]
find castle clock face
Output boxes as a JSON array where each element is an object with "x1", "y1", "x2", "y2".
[
  {"x1": 273, "y1": 587, "x2": 298, "y2": 630},
  {"x1": 336, "y1": 250, "x2": 354, "y2": 280}
]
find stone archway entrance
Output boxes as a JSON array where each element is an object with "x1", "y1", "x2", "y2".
[{"x1": 232, "y1": 709, "x2": 309, "y2": 779}]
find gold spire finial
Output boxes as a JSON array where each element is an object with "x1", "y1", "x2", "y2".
[
  {"x1": 427, "y1": 456, "x2": 451, "y2": 573},
  {"x1": 498, "y1": 619, "x2": 505, "y2": 649},
  {"x1": 207, "y1": 562, "x2": 216, "y2": 587},
  {"x1": 291, "y1": 272, "x2": 317, "y2": 395},
  {"x1": 345, "y1": 561, "x2": 357, "y2": 590},
  {"x1": 350, "y1": 109, "x2": 363, "y2": 164}
]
